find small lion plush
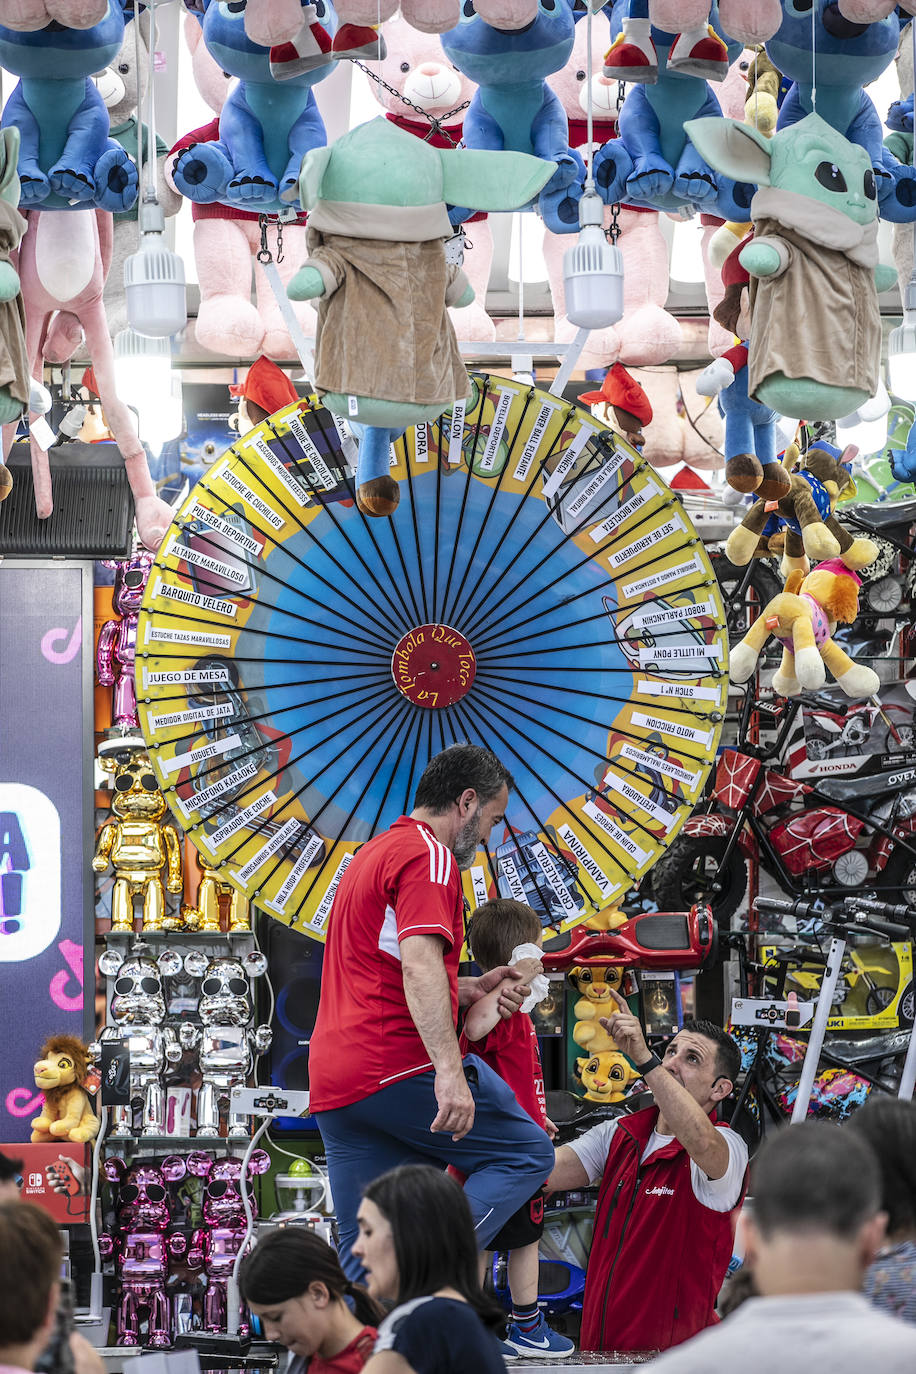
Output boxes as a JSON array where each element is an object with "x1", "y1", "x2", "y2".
[{"x1": 31, "y1": 1034, "x2": 100, "y2": 1144}]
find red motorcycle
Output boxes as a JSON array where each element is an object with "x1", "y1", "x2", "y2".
[{"x1": 652, "y1": 693, "x2": 916, "y2": 924}]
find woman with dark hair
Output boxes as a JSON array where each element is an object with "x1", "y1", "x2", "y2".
[
  {"x1": 353, "y1": 1165, "x2": 508, "y2": 1374},
  {"x1": 847, "y1": 1096, "x2": 916, "y2": 1324},
  {"x1": 239, "y1": 1227, "x2": 383, "y2": 1374}
]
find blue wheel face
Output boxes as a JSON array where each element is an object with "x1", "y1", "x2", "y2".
[{"x1": 138, "y1": 374, "x2": 728, "y2": 941}]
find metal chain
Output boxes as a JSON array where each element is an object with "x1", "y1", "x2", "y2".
[
  {"x1": 257, "y1": 214, "x2": 285, "y2": 265},
  {"x1": 353, "y1": 60, "x2": 470, "y2": 145}
]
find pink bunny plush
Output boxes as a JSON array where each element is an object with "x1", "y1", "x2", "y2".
[
  {"x1": 0, "y1": 0, "x2": 107, "y2": 28},
  {"x1": 544, "y1": 19, "x2": 682, "y2": 368},
  {"x1": 165, "y1": 14, "x2": 316, "y2": 359},
  {"x1": 7, "y1": 209, "x2": 172, "y2": 548},
  {"x1": 359, "y1": 17, "x2": 496, "y2": 341}
]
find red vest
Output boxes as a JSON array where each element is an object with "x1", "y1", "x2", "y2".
[{"x1": 579, "y1": 1106, "x2": 745, "y2": 1354}]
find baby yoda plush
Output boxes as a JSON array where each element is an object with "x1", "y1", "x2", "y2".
[
  {"x1": 286, "y1": 117, "x2": 554, "y2": 516},
  {"x1": 685, "y1": 112, "x2": 897, "y2": 422}
]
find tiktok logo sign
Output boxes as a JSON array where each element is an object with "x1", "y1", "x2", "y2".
[{"x1": 0, "y1": 785, "x2": 61, "y2": 962}]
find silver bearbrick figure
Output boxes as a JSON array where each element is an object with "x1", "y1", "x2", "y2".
[
  {"x1": 92, "y1": 949, "x2": 184, "y2": 1137},
  {"x1": 180, "y1": 952, "x2": 272, "y2": 1137}
]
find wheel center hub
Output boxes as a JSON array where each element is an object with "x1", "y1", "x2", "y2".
[{"x1": 391, "y1": 623, "x2": 476, "y2": 709}]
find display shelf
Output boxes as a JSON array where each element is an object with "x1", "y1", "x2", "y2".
[
  {"x1": 102, "y1": 1135, "x2": 250, "y2": 1151},
  {"x1": 96, "y1": 1344, "x2": 281, "y2": 1372},
  {"x1": 101, "y1": 930, "x2": 255, "y2": 942}
]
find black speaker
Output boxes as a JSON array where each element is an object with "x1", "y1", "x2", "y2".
[
  {"x1": 258, "y1": 916, "x2": 324, "y2": 1133},
  {"x1": 0, "y1": 442, "x2": 134, "y2": 557}
]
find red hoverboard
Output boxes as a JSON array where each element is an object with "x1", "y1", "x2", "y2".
[{"x1": 541, "y1": 905, "x2": 717, "y2": 973}]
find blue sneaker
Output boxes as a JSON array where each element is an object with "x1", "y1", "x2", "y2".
[{"x1": 504, "y1": 1314, "x2": 575, "y2": 1359}]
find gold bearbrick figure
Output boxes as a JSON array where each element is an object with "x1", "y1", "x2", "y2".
[
  {"x1": 93, "y1": 751, "x2": 183, "y2": 933},
  {"x1": 180, "y1": 851, "x2": 251, "y2": 934}
]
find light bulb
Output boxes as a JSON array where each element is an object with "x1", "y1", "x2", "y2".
[
  {"x1": 563, "y1": 191, "x2": 624, "y2": 330},
  {"x1": 124, "y1": 199, "x2": 188, "y2": 339},
  {"x1": 113, "y1": 328, "x2": 183, "y2": 457}
]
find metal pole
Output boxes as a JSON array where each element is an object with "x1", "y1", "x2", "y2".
[{"x1": 791, "y1": 937, "x2": 846, "y2": 1124}]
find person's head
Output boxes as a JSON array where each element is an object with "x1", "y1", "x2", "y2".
[
  {"x1": 661, "y1": 1019, "x2": 741, "y2": 1112},
  {"x1": 239, "y1": 1227, "x2": 383, "y2": 1358},
  {"x1": 0, "y1": 1201, "x2": 62, "y2": 1364},
  {"x1": 412, "y1": 745, "x2": 514, "y2": 870},
  {"x1": 353, "y1": 1165, "x2": 505, "y2": 1332},
  {"x1": 467, "y1": 899, "x2": 542, "y2": 972},
  {"x1": 0, "y1": 1151, "x2": 23, "y2": 1204},
  {"x1": 846, "y1": 1097, "x2": 916, "y2": 1242},
  {"x1": 743, "y1": 1122, "x2": 885, "y2": 1295}
]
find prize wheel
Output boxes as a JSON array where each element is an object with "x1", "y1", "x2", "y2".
[{"x1": 136, "y1": 374, "x2": 729, "y2": 940}]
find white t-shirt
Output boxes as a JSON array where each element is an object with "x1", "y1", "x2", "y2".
[{"x1": 567, "y1": 1118, "x2": 748, "y2": 1212}]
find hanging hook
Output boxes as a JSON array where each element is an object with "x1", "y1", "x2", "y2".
[{"x1": 257, "y1": 214, "x2": 272, "y2": 265}]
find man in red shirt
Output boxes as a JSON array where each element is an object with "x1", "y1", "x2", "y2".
[
  {"x1": 547, "y1": 992, "x2": 748, "y2": 1355},
  {"x1": 308, "y1": 745, "x2": 555, "y2": 1279}
]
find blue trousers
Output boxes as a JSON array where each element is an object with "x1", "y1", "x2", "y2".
[{"x1": 315, "y1": 1054, "x2": 555, "y2": 1281}]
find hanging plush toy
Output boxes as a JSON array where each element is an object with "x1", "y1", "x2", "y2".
[
  {"x1": 361, "y1": 18, "x2": 496, "y2": 343},
  {"x1": 334, "y1": 2, "x2": 541, "y2": 33},
  {"x1": 168, "y1": 14, "x2": 316, "y2": 358},
  {"x1": 730, "y1": 558, "x2": 881, "y2": 699},
  {"x1": 0, "y1": 0, "x2": 139, "y2": 214},
  {"x1": 438, "y1": 0, "x2": 583, "y2": 222},
  {"x1": 596, "y1": 7, "x2": 755, "y2": 221},
  {"x1": 837, "y1": 2, "x2": 916, "y2": 18},
  {"x1": 578, "y1": 362, "x2": 653, "y2": 449},
  {"x1": 696, "y1": 234, "x2": 789, "y2": 499},
  {"x1": 31, "y1": 1034, "x2": 100, "y2": 1144},
  {"x1": 724, "y1": 440, "x2": 878, "y2": 574},
  {"x1": 0, "y1": 126, "x2": 29, "y2": 504},
  {"x1": 286, "y1": 118, "x2": 554, "y2": 516},
  {"x1": 171, "y1": 0, "x2": 339, "y2": 217},
  {"x1": 764, "y1": 2, "x2": 916, "y2": 223},
  {"x1": 542, "y1": 14, "x2": 682, "y2": 367},
  {"x1": 685, "y1": 113, "x2": 896, "y2": 422},
  {"x1": 605, "y1": 0, "x2": 782, "y2": 83},
  {"x1": 0, "y1": 0, "x2": 107, "y2": 27}
]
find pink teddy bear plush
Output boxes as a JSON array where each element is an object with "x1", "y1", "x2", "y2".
[
  {"x1": 544, "y1": 18, "x2": 682, "y2": 368},
  {"x1": 359, "y1": 16, "x2": 496, "y2": 342}
]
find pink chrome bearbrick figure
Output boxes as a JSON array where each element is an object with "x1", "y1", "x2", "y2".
[
  {"x1": 96, "y1": 552, "x2": 155, "y2": 744},
  {"x1": 100, "y1": 1155, "x2": 188, "y2": 1348},
  {"x1": 186, "y1": 1150, "x2": 271, "y2": 1337}
]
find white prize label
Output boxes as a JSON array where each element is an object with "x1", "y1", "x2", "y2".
[
  {"x1": 513, "y1": 401, "x2": 561, "y2": 481},
  {"x1": 174, "y1": 762, "x2": 258, "y2": 818},
  {"x1": 219, "y1": 470, "x2": 285, "y2": 530},
  {"x1": 188, "y1": 504, "x2": 261, "y2": 557},
  {"x1": 447, "y1": 400, "x2": 466, "y2": 466},
  {"x1": 632, "y1": 711, "x2": 714, "y2": 749},
  {"x1": 620, "y1": 554, "x2": 703, "y2": 600},
  {"x1": 469, "y1": 864, "x2": 489, "y2": 908},
  {"x1": 167, "y1": 538, "x2": 248, "y2": 587},
  {"x1": 582, "y1": 801, "x2": 649, "y2": 866},
  {"x1": 152, "y1": 577, "x2": 238, "y2": 618},
  {"x1": 245, "y1": 433, "x2": 310, "y2": 507},
  {"x1": 309, "y1": 852, "x2": 354, "y2": 932},
  {"x1": 588, "y1": 480, "x2": 660, "y2": 542},
  {"x1": 529, "y1": 840, "x2": 579, "y2": 914},
  {"x1": 236, "y1": 818, "x2": 303, "y2": 883},
  {"x1": 625, "y1": 598, "x2": 717, "y2": 631},
  {"x1": 149, "y1": 701, "x2": 234, "y2": 731},
  {"x1": 206, "y1": 790, "x2": 277, "y2": 847},
  {"x1": 415, "y1": 423, "x2": 429, "y2": 464},
  {"x1": 607, "y1": 515, "x2": 686, "y2": 569},
  {"x1": 558, "y1": 825, "x2": 618, "y2": 900},
  {"x1": 637, "y1": 643, "x2": 723, "y2": 666},
  {"x1": 542, "y1": 426, "x2": 594, "y2": 499},
  {"x1": 635, "y1": 679, "x2": 723, "y2": 705},
  {"x1": 619, "y1": 742, "x2": 700, "y2": 788},
  {"x1": 263, "y1": 833, "x2": 327, "y2": 913},
  {"x1": 145, "y1": 625, "x2": 232, "y2": 650},
  {"x1": 145, "y1": 667, "x2": 230, "y2": 688},
  {"x1": 498, "y1": 854, "x2": 528, "y2": 902},
  {"x1": 601, "y1": 772, "x2": 678, "y2": 831},
  {"x1": 565, "y1": 448, "x2": 625, "y2": 520},
  {"x1": 286, "y1": 414, "x2": 337, "y2": 489},
  {"x1": 478, "y1": 387, "x2": 514, "y2": 473},
  {"x1": 162, "y1": 733, "x2": 242, "y2": 776}
]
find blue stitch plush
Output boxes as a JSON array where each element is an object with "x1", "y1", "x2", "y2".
[
  {"x1": 439, "y1": 0, "x2": 584, "y2": 225},
  {"x1": 0, "y1": 0, "x2": 139, "y2": 213},
  {"x1": 592, "y1": 2, "x2": 755, "y2": 219},
  {"x1": 172, "y1": 0, "x2": 338, "y2": 216},
  {"x1": 890, "y1": 420, "x2": 916, "y2": 483},
  {"x1": 766, "y1": 1, "x2": 916, "y2": 222}
]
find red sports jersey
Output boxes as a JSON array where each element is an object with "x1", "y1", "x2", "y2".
[
  {"x1": 459, "y1": 1012, "x2": 547, "y2": 1129},
  {"x1": 308, "y1": 817, "x2": 465, "y2": 1112}
]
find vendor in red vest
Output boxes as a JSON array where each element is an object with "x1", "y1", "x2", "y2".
[{"x1": 548, "y1": 990, "x2": 747, "y2": 1355}]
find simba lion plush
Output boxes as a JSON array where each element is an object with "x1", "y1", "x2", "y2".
[{"x1": 31, "y1": 1034, "x2": 100, "y2": 1144}]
